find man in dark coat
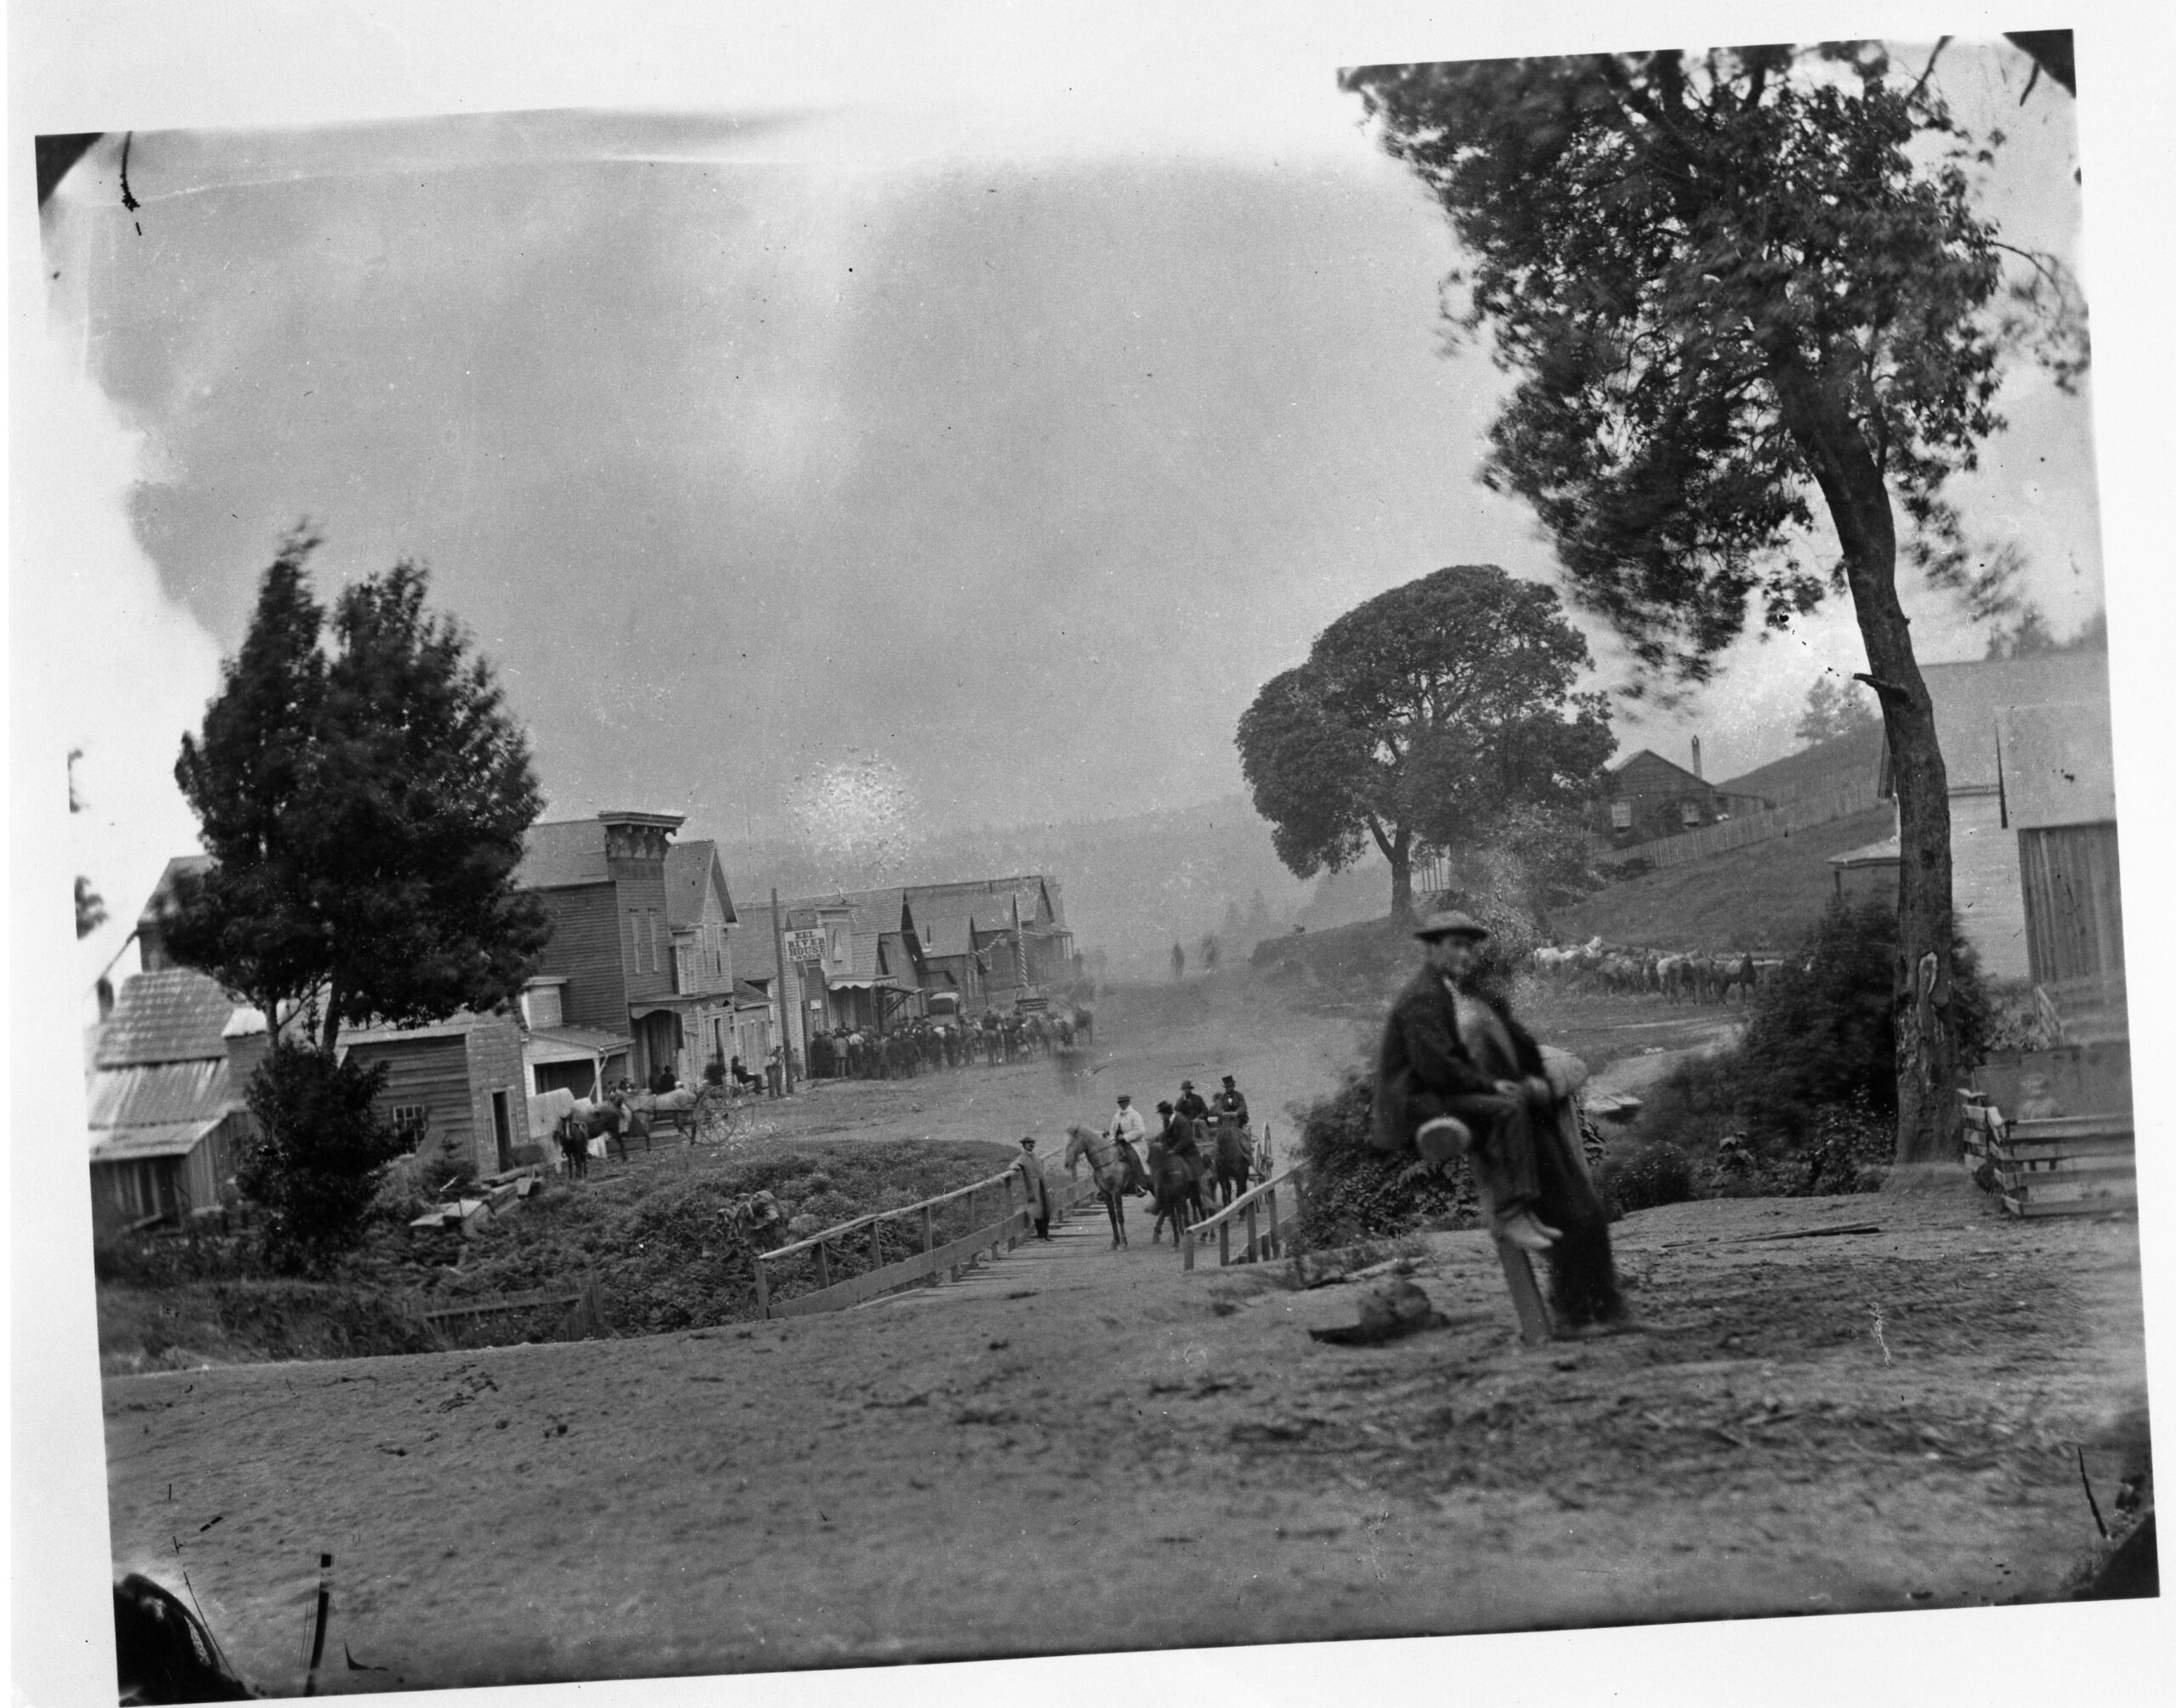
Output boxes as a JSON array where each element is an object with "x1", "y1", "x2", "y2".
[
  {"x1": 1373, "y1": 911, "x2": 1625, "y2": 1328},
  {"x1": 1174, "y1": 1079, "x2": 1210, "y2": 1125},
  {"x1": 1014, "y1": 1136, "x2": 1055, "y2": 1240},
  {"x1": 1213, "y1": 1075, "x2": 1250, "y2": 1132}
]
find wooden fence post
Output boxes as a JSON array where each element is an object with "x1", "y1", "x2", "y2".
[
  {"x1": 754, "y1": 1253, "x2": 771, "y2": 1318},
  {"x1": 816, "y1": 1242, "x2": 830, "y2": 1291},
  {"x1": 922, "y1": 1205, "x2": 934, "y2": 1255},
  {"x1": 1244, "y1": 1199, "x2": 1259, "y2": 1263},
  {"x1": 1218, "y1": 1217, "x2": 1230, "y2": 1268},
  {"x1": 870, "y1": 1217, "x2": 882, "y2": 1270},
  {"x1": 1182, "y1": 1224, "x2": 1196, "y2": 1272}
]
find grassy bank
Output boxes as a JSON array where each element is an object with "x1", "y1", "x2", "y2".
[{"x1": 97, "y1": 1138, "x2": 1018, "y2": 1371}]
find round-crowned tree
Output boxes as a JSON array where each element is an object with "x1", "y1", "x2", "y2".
[{"x1": 1236, "y1": 564, "x2": 1612, "y2": 923}]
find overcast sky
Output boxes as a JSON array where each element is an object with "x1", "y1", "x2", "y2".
[{"x1": 41, "y1": 33, "x2": 2100, "y2": 987}]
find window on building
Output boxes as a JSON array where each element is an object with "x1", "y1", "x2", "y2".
[
  {"x1": 1610, "y1": 800, "x2": 1633, "y2": 829},
  {"x1": 1680, "y1": 799, "x2": 1703, "y2": 827},
  {"x1": 676, "y1": 942, "x2": 694, "y2": 993},
  {"x1": 389, "y1": 1105, "x2": 431, "y2": 1152}
]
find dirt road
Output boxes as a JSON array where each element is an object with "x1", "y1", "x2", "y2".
[{"x1": 107, "y1": 1177, "x2": 2148, "y2": 1693}]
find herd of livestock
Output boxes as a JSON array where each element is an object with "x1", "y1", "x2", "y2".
[
  {"x1": 805, "y1": 1004, "x2": 1094, "y2": 1079},
  {"x1": 1532, "y1": 937, "x2": 1781, "y2": 1003}
]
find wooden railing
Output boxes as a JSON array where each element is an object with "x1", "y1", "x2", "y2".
[
  {"x1": 1181, "y1": 1160, "x2": 1312, "y2": 1272},
  {"x1": 753, "y1": 1166, "x2": 1100, "y2": 1319}
]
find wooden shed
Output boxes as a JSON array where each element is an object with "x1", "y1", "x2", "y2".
[{"x1": 1997, "y1": 699, "x2": 2122, "y2": 991}]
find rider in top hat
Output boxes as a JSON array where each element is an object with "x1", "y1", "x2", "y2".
[{"x1": 1213, "y1": 1074, "x2": 1250, "y2": 1132}]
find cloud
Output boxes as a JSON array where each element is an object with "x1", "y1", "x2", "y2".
[{"x1": 31, "y1": 172, "x2": 226, "y2": 1006}]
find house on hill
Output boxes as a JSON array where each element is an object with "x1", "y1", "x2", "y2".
[
  {"x1": 514, "y1": 812, "x2": 745, "y2": 1090},
  {"x1": 1826, "y1": 648, "x2": 2114, "y2": 981},
  {"x1": 1594, "y1": 746, "x2": 1771, "y2": 849}
]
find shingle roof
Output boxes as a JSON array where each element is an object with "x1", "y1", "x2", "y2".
[
  {"x1": 663, "y1": 840, "x2": 738, "y2": 929},
  {"x1": 94, "y1": 967, "x2": 237, "y2": 1067},
  {"x1": 515, "y1": 819, "x2": 610, "y2": 889},
  {"x1": 86, "y1": 1060, "x2": 233, "y2": 1129}
]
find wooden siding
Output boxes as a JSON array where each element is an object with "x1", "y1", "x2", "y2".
[
  {"x1": 464, "y1": 1015, "x2": 532, "y2": 1170},
  {"x1": 531, "y1": 886, "x2": 628, "y2": 1037},
  {"x1": 1952, "y1": 793, "x2": 2030, "y2": 981},
  {"x1": 348, "y1": 1037, "x2": 475, "y2": 1163},
  {"x1": 617, "y1": 868, "x2": 673, "y2": 1004},
  {"x1": 2020, "y1": 823, "x2": 2123, "y2": 987}
]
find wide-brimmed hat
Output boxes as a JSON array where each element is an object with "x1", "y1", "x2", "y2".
[
  {"x1": 1180, "y1": 1079, "x2": 1194, "y2": 1090},
  {"x1": 1020, "y1": 1135, "x2": 1037, "y2": 1148},
  {"x1": 1116, "y1": 1093, "x2": 1132, "y2": 1104},
  {"x1": 1414, "y1": 909, "x2": 1490, "y2": 942},
  {"x1": 1156, "y1": 1100, "x2": 1174, "y2": 1114}
]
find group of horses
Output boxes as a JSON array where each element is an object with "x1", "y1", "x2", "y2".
[
  {"x1": 533, "y1": 1081, "x2": 731, "y2": 1179},
  {"x1": 1062, "y1": 1111, "x2": 1266, "y2": 1251},
  {"x1": 1532, "y1": 936, "x2": 1776, "y2": 1004},
  {"x1": 808, "y1": 1004, "x2": 1093, "y2": 1080}
]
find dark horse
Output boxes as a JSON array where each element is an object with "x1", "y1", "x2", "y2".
[
  {"x1": 1144, "y1": 1138, "x2": 1201, "y2": 1244},
  {"x1": 1210, "y1": 1117, "x2": 1254, "y2": 1208}
]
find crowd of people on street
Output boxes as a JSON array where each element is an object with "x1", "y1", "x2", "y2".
[{"x1": 803, "y1": 1004, "x2": 1092, "y2": 1080}]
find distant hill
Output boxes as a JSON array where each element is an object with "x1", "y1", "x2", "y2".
[
  {"x1": 1550, "y1": 803, "x2": 1896, "y2": 952},
  {"x1": 1714, "y1": 723, "x2": 1886, "y2": 806}
]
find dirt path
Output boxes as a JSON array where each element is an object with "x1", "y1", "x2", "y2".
[{"x1": 106, "y1": 1178, "x2": 2148, "y2": 1693}]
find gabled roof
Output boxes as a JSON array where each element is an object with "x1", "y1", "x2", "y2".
[
  {"x1": 137, "y1": 854, "x2": 213, "y2": 930},
  {"x1": 1897, "y1": 652, "x2": 2112, "y2": 795},
  {"x1": 1717, "y1": 722, "x2": 1887, "y2": 805},
  {"x1": 514, "y1": 819, "x2": 610, "y2": 889},
  {"x1": 663, "y1": 839, "x2": 738, "y2": 929},
  {"x1": 1602, "y1": 749, "x2": 1710, "y2": 792},
  {"x1": 94, "y1": 967, "x2": 236, "y2": 1068}
]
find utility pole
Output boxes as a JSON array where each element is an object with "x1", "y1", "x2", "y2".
[{"x1": 771, "y1": 887, "x2": 796, "y2": 1094}]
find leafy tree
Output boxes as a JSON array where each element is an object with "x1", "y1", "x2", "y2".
[
  {"x1": 1795, "y1": 675, "x2": 1881, "y2": 745},
  {"x1": 1237, "y1": 565, "x2": 1612, "y2": 922},
  {"x1": 1199, "y1": 933, "x2": 1221, "y2": 972},
  {"x1": 1340, "y1": 44, "x2": 2080, "y2": 1160},
  {"x1": 169, "y1": 530, "x2": 549, "y2": 1055},
  {"x1": 167, "y1": 530, "x2": 550, "y2": 1266}
]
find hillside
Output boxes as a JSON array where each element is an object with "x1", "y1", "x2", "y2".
[
  {"x1": 1552, "y1": 803, "x2": 1896, "y2": 951},
  {"x1": 1715, "y1": 722, "x2": 1886, "y2": 804}
]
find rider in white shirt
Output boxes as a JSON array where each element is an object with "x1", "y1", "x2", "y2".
[{"x1": 1107, "y1": 1094, "x2": 1149, "y2": 1194}]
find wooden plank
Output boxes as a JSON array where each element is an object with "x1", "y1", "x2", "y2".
[
  {"x1": 2006, "y1": 1116, "x2": 2134, "y2": 1143},
  {"x1": 422, "y1": 1287, "x2": 582, "y2": 1322},
  {"x1": 2002, "y1": 1176, "x2": 2137, "y2": 1208},
  {"x1": 1493, "y1": 1238, "x2": 1554, "y2": 1345},
  {"x1": 1993, "y1": 1132, "x2": 2135, "y2": 1162},
  {"x1": 766, "y1": 1210, "x2": 1034, "y2": 1319},
  {"x1": 2004, "y1": 1185, "x2": 2138, "y2": 1219}
]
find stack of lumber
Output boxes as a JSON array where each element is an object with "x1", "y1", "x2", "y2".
[{"x1": 1960, "y1": 1096, "x2": 2135, "y2": 1219}]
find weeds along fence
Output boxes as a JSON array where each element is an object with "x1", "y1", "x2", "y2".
[
  {"x1": 1622, "y1": 775, "x2": 1884, "y2": 872},
  {"x1": 753, "y1": 1166, "x2": 1102, "y2": 1319},
  {"x1": 1181, "y1": 1161, "x2": 1312, "y2": 1272}
]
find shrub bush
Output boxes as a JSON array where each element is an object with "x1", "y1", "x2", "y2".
[
  {"x1": 1734, "y1": 896, "x2": 1993, "y2": 1134},
  {"x1": 1294, "y1": 1066, "x2": 1477, "y2": 1247},
  {"x1": 238, "y1": 1043, "x2": 411, "y2": 1275},
  {"x1": 1597, "y1": 1142, "x2": 1694, "y2": 1218}
]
